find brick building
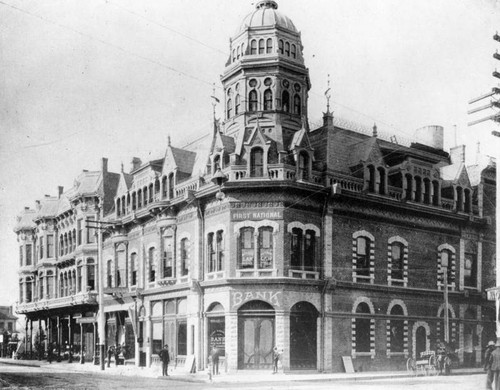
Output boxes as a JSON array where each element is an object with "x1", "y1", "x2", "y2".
[{"x1": 16, "y1": 0, "x2": 496, "y2": 372}]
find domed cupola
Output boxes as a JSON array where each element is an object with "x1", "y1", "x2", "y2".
[{"x1": 221, "y1": 1, "x2": 311, "y2": 153}]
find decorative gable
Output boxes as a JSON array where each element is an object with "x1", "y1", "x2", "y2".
[{"x1": 456, "y1": 165, "x2": 471, "y2": 188}]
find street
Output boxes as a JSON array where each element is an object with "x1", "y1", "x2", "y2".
[{"x1": 0, "y1": 363, "x2": 486, "y2": 390}]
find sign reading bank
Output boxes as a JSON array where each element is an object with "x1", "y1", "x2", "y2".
[
  {"x1": 231, "y1": 210, "x2": 283, "y2": 221},
  {"x1": 231, "y1": 290, "x2": 283, "y2": 308}
]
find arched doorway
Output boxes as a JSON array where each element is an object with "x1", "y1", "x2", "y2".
[
  {"x1": 238, "y1": 300, "x2": 274, "y2": 369},
  {"x1": 415, "y1": 326, "x2": 427, "y2": 358},
  {"x1": 290, "y1": 302, "x2": 318, "y2": 369},
  {"x1": 207, "y1": 303, "x2": 225, "y2": 364}
]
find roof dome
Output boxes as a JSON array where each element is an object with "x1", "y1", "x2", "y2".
[{"x1": 238, "y1": 1, "x2": 297, "y2": 34}]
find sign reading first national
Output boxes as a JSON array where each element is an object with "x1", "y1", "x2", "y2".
[{"x1": 231, "y1": 210, "x2": 283, "y2": 221}]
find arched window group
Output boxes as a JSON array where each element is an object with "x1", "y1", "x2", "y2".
[
  {"x1": 207, "y1": 229, "x2": 225, "y2": 273},
  {"x1": 231, "y1": 41, "x2": 245, "y2": 62},
  {"x1": 288, "y1": 222, "x2": 319, "y2": 273},
  {"x1": 247, "y1": 38, "x2": 274, "y2": 58}
]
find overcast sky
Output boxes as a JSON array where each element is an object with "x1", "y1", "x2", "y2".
[{"x1": 1, "y1": 0, "x2": 499, "y2": 307}]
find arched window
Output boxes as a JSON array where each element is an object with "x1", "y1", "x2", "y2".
[
  {"x1": 291, "y1": 44, "x2": 296, "y2": 58},
  {"x1": 282, "y1": 90, "x2": 290, "y2": 112},
  {"x1": 266, "y1": 38, "x2": 273, "y2": 53},
  {"x1": 291, "y1": 228, "x2": 302, "y2": 269},
  {"x1": 389, "y1": 305, "x2": 405, "y2": 353},
  {"x1": 354, "y1": 235, "x2": 372, "y2": 281},
  {"x1": 378, "y1": 167, "x2": 386, "y2": 195},
  {"x1": 258, "y1": 39, "x2": 264, "y2": 54},
  {"x1": 249, "y1": 90, "x2": 258, "y2": 112},
  {"x1": 163, "y1": 232, "x2": 173, "y2": 278},
  {"x1": 294, "y1": 94, "x2": 301, "y2": 115},
  {"x1": 390, "y1": 241, "x2": 404, "y2": 281},
  {"x1": 250, "y1": 147, "x2": 264, "y2": 177},
  {"x1": 414, "y1": 176, "x2": 422, "y2": 203},
  {"x1": 235, "y1": 94, "x2": 241, "y2": 115},
  {"x1": 137, "y1": 189, "x2": 142, "y2": 208},
  {"x1": 250, "y1": 39, "x2": 257, "y2": 55},
  {"x1": 432, "y1": 180, "x2": 440, "y2": 206},
  {"x1": 367, "y1": 165, "x2": 376, "y2": 192},
  {"x1": 278, "y1": 39, "x2": 284, "y2": 54},
  {"x1": 149, "y1": 247, "x2": 156, "y2": 282},
  {"x1": 423, "y1": 178, "x2": 431, "y2": 204},
  {"x1": 405, "y1": 174, "x2": 413, "y2": 200},
  {"x1": 168, "y1": 173, "x2": 174, "y2": 199},
  {"x1": 130, "y1": 252, "x2": 137, "y2": 286},
  {"x1": 355, "y1": 302, "x2": 371, "y2": 352},
  {"x1": 87, "y1": 259, "x2": 95, "y2": 290},
  {"x1": 116, "y1": 198, "x2": 121, "y2": 217},
  {"x1": 132, "y1": 192, "x2": 137, "y2": 210},
  {"x1": 456, "y1": 186, "x2": 464, "y2": 212},
  {"x1": 237, "y1": 45, "x2": 241, "y2": 59},
  {"x1": 440, "y1": 248, "x2": 455, "y2": 287},
  {"x1": 264, "y1": 89, "x2": 273, "y2": 110},
  {"x1": 227, "y1": 98, "x2": 232, "y2": 119},
  {"x1": 285, "y1": 42, "x2": 290, "y2": 56},
  {"x1": 232, "y1": 49, "x2": 236, "y2": 62},
  {"x1": 298, "y1": 151, "x2": 309, "y2": 180}
]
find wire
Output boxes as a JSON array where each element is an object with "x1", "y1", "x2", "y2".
[
  {"x1": 0, "y1": 0, "x2": 221, "y2": 89},
  {"x1": 105, "y1": 0, "x2": 228, "y2": 57}
]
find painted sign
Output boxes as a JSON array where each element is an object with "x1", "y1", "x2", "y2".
[
  {"x1": 231, "y1": 290, "x2": 282, "y2": 308},
  {"x1": 231, "y1": 210, "x2": 282, "y2": 221}
]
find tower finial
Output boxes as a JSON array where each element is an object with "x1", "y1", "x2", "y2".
[
  {"x1": 372, "y1": 123, "x2": 378, "y2": 137},
  {"x1": 121, "y1": 161, "x2": 124, "y2": 173},
  {"x1": 211, "y1": 84, "x2": 220, "y2": 122},
  {"x1": 325, "y1": 74, "x2": 332, "y2": 113},
  {"x1": 168, "y1": 135, "x2": 171, "y2": 147}
]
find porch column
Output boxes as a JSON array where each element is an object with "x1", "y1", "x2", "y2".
[
  {"x1": 24, "y1": 320, "x2": 28, "y2": 359},
  {"x1": 145, "y1": 315, "x2": 152, "y2": 367},
  {"x1": 80, "y1": 322, "x2": 85, "y2": 364},
  {"x1": 56, "y1": 316, "x2": 61, "y2": 360},
  {"x1": 93, "y1": 321, "x2": 98, "y2": 365},
  {"x1": 68, "y1": 316, "x2": 73, "y2": 363},
  {"x1": 45, "y1": 317, "x2": 50, "y2": 356},
  {"x1": 38, "y1": 319, "x2": 42, "y2": 360},
  {"x1": 225, "y1": 312, "x2": 238, "y2": 372},
  {"x1": 29, "y1": 319, "x2": 33, "y2": 359},
  {"x1": 275, "y1": 310, "x2": 289, "y2": 372}
]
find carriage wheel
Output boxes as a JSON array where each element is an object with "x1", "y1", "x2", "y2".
[
  {"x1": 428, "y1": 354, "x2": 439, "y2": 376},
  {"x1": 406, "y1": 357, "x2": 416, "y2": 374}
]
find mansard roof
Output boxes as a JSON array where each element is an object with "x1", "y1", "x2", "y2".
[
  {"x1": 36, "y1": 197, "x2": 60, "y2": 219},
  {"x1": 14, "y1": 209, "x2": 36, "y2": 232}
]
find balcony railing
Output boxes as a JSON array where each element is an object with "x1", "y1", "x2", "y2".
[{"x1": 17, "y1": 291, "x2": 97, "y2": 313}]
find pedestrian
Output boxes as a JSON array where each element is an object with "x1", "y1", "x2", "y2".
[
  {"x1": 210, "y1": 344, "x2": 219, "y2": 375},
  {"x1": 159, "y1": 344, "x2": 170, "y2": 376},
  {"x1": 47, "y1": 344, "x2": 53, "y2": 364},
  {"x1": 272, "y1": 346, "x2": 280, "y2": 374},
  {"x1": 485, "y1": 340, "x2": 496, "y2": 390},
  {"x1": 107, "y1": 345, "x2": 114, "y2": 368},
  {"x1": 114, "y1": 345, "x2": 121, "y2": 366},
  {"x1": 489, "y1": 340, "x2": 500, "y2": 390}
]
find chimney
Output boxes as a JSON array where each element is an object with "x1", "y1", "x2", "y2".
[
  {"x1": 131, "y1": 157, "x2": 142, "y2": 172},
  {"x1": 58, "y1": 186, "x2": 64, "y2": 198},
  {"x1": 450, "y1": 145, "x2": 466, "y2": 164},
  {"x1": 102, "y1": 157, "x2": 108, "y2": 174}
]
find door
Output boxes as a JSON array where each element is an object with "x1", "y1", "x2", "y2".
[
  {"x1": 415, "y1": 326, "x2": 426, "y2": 358},
  {"x1": 238, "y1": 316, "x2": 274, "y2": 369}
]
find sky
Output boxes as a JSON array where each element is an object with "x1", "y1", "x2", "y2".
[{"x1": 1, "y1": 0, "x2": 499, "y2": 307}]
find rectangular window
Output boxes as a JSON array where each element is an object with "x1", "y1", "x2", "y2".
[
  {"x1": 87, "y1": 217, "x2": 96, "y2": 243},
  {"x1": 149, "y1": 248, "x2": 157, "y2": 282},
  {"x1": 216, "y1": 230, "x2": 224, "y2": 272},
  {"x1": 77, "y1": 220, "x2": 82, "y2": 245},
  {"x1": 39, "y1": 277, "x2": 44, "y2": 299},
  {"x1": 19, "y1": 283, "x2": 23, "y2": 303},
  {"x1": 87, "y1": 265, "x2": 95, "y2": 290},
  {"x1": 291, "y1": 228, "x2": 302, "y2": 268},
  {"x1": 177, "y1": 321, "x2": 187, "y2": 356},
  {"x1": 26, "y1": 244, "x2": 32, "y2": 266},
  {"x1": 356, "y1": 237, "x2": 370, "y2": 278},
  {"x1": 26, "y1": 281, "x2": 32, "y2": 303},
  {"x1": 130, "y1": 253, "x2": 137, "y2": 286},
  {"x1": 239, "y1": 227, "x2": 255, "y2": 269},
  {"x1": 180, "y1": 238, "x2": 189, "y2": 276},
  {"x1": 39, "y1": 237, "x2": 44, "y2": 260},
  {"x1": 107, "y1": 260, "x2": 113, "y2": 288},
  {"x1": 47, "y1": 235, "x2": 54, "y2": 258},
  {"x1": 208, "y1": 233, "x2": 216, "y2": 273},
  {"x1": 464, "y1": 253, "x2": 477, "y2": 288},
  {"x1": 77, "y1": 267, "x2": 82, "y2": 292},
  {"x1": 46, "y1": 275, "x2": 53, "y2": 298},
  {"x1": 391, "y1": 244, "x2": 404, "y2": 280},
  {"x1": 19, "y1": 247, "x2": 23, "y2": 267},
  {"x1": 258, "y1": 227, "x2": 273, "y2": 269},
  {"x1": 162, "y1": 236, "x2": 173, "y2": 278}
]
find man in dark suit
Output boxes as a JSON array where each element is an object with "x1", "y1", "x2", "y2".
[
  {"x1": 488, "y1": 341, "x2": 500, "y2": 390},
  {"x1": 159, "y1": 344, "x2": 170, "y2": 377}
]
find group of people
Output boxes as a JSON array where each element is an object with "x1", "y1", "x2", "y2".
[
  {"x1": 485, "y1": 340, "x2": 500, "y2": 389},
  {"x1": 106, "y1": 344, "x2": 124, "y2": 367}
]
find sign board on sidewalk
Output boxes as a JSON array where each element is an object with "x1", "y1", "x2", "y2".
[{"x1": 342, "y1": 356, "x2": 355, "y2": 373}]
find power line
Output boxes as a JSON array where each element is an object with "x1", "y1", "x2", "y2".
[
  {"x1": 0, "y1": 0, "x2": 221, "y2": 89},
  {"x1": 105, "y1": 0, "x2": 228, "y2": 57}
]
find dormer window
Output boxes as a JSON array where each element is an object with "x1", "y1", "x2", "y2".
[
  {"x1": 250, "y1": 147, "x2": 264, "y2": 177},
  {"x1": 298, "y1": 151, "x2": 309, "y2": 181}
]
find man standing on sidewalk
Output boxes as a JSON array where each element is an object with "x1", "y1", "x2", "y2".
[
  {"x1": 485, "y1": 340, "x2": 496, "y2": 389},
  {"x1": 159, "y1": 344, "x2": 170, "y2": 377},
  {"x1": 488, "y1": 341, "x2": 500, "y2": 390}
]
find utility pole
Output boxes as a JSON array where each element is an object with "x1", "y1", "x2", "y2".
[{"x1": 470, "y1": 32, "x2": 500, "y2": 339}]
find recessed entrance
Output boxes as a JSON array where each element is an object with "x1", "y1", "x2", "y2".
[{"x1": 290, "y1": 302, "x2": 318, "y2": 369}]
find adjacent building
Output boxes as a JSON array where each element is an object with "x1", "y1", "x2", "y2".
[{"x1": 16, "y1": 1, "x2": 496, "y2": 372}]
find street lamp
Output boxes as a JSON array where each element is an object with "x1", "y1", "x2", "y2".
[
  {"x1": 442, "y1": 255, "x2": 450, "y2": 343},
  {"x1": 211, "y1": 169, "x2": 228, "y2": 200}
]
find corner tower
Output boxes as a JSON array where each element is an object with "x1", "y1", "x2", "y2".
[{"x1": 221, "y1": 1, "x2": 310, "y2": 154}]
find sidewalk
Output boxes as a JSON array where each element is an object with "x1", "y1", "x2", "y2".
[{"x1": 0, "y1": 357, "x2": 484, "y2": 384}]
